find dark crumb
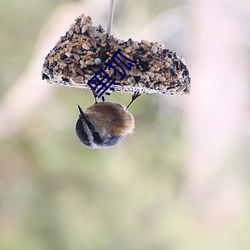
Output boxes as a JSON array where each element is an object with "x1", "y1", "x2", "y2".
[{"x1": 42, "y1": 73, "x2": 49, "y2": 80}]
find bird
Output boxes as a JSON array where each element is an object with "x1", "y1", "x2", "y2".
[{"x1": 75, "y1": 92, "x2": 140, "y2": 149}]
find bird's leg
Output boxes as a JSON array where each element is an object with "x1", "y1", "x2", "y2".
[
  {"x1": 91, "y1": 89, "x2": 98, "y2": 104},
  {"x1": 126, "y1": 91, "x2": 141, "y2": 110}
]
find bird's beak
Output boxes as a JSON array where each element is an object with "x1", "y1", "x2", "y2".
[{"x1": 77, "y1": 105, "x2": 86, "y2": 119}]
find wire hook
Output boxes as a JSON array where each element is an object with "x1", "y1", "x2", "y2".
[{"x1": 107, "y1": 0, "x2": 115, "y2": 35}]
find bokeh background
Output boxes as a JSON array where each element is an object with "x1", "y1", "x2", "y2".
[{"x1": 1, "y1": 0, "x2": 250, "y2": 249}]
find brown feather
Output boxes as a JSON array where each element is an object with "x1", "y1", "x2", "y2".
[{"x1": 85, "y1": 102, "x2": 134, "y2": 135}]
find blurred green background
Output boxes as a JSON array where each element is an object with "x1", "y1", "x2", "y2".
[{"x1": 1, "y1": 0, "x2": 250, "y2": 249}]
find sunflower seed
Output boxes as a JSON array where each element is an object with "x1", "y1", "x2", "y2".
[{"x1": 82, "y1": 43, "x2": 90, "y2": 50}]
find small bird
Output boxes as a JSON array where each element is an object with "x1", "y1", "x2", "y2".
[{"x1": 75, "y1": 92, "x2": 140, "y2": 149}]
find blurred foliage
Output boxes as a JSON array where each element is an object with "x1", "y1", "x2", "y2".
[
  {"x1": 1, "y1": 0, "x2": 250, "y2": 250},
  {"x1": 0, "y1": 0, "x2": 72, "y2": 97},
  {"x1": 0, "y1": 1, "x2": 187, "y2": 249}
]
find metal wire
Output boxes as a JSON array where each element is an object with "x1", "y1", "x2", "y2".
[{"x1": 107, "y1": 0, "x2": 115, "y2": 34}]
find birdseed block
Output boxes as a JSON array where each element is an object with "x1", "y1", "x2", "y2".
[{"x1": 42, "y1": 14, "x2": 190, "y2": 95}]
